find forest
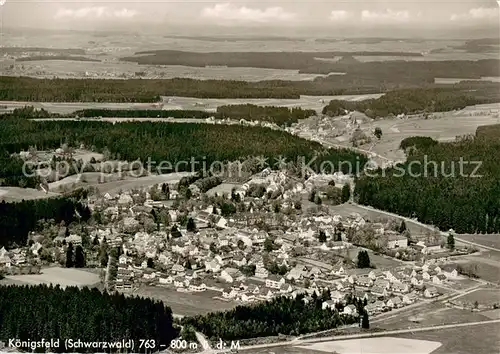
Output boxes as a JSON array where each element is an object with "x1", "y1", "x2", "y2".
[
  {"x1": 215, "y1": 104, "x2": 316, "y2": 125},
  {"x1": 322, "y1": 87, "x2": 498, "y2": 118},
  {"x1": 0, "y1": 112, "x2": 367, "y2": 177},
  {"x1": 0, "y1": 285, "x2": 177, "y2": 352},
  {"x1": 2, "y1": 59, "x2": 499, "y2": 101},
  {"x1": 0, "y1": 197, "x2": 91, "y2": 248},
  {"x1": 181, "y1": 292, "x2": 364, "y2": 341},
  {"x1": 354, "y1": 135, "x2": 500, "y2": 233}
]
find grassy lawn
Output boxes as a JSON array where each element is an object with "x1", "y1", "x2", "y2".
[
  {"x1": 395, "y1": 322, "x2": 500, "y2": 354},
  {"x1": 129, "y1": 286, "x2": 237, "y2": 316}
]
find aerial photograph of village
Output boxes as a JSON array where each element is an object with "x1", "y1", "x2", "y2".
[{"x1": 0, "y1": 0, "x2": 499, "y2": 353}]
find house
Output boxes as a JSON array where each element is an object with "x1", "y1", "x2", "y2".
[
  {"x1": 387, "y1": 233, "x2": 408, "y2": 249},
  {"x1": 356, "y1": 276, "x2": 373, "y2": 288},
  {"x1": 118, "y1": 254, "x2": 129, "y2": 265},
  {"x1": 287, "y1": 265, "x2": 306, "y2": 281},
  {"x1": 239, "y1": 292, "x2": 254, "y2": 303},
  {"x1": 392, "y1": 282, "x2": 410, "y2": 294},
  {"x1": 266, "y1": 275, "x2": 286, "y2": 289},
  {"x1": 402, "y1": 293, "x2": 417, "y2": 305},
  {"x1": 233, "y1": 253, "x2": 247, "y2": 267},
  {"x1": 322, "y1": 300, "x2": 337, "y2": 310},
  {"x1": 248, "y1": 284, "x2": 260, "y2": 295},
  {"x1": 205, "y1": 260, "x2": 221, "y2": 273},
  {"x1": 263, "y1": 288, "x2": 274, "y2": 299},
  {"x1": 158, "y1": 276, "x2": 173, "y2": 285},
  {"x1": 424, "y1": 286, "x2": 439, "y2": 298},
  {"x1": 371, "y1": 286, "x2": 388, "y2": 298},
  {"x1": 364, "y1": 302, "x2": 379, "y2": 315},
  {"x1": 221, "y1": 268, "x2": 243, "y2": 283},
  {"x1": 188, "y1": 279, "x2": 206, "y2": 292},
  {"x1": 0, "y1": 255, "x2": 11, "y2": 268},
  {"x1": 331, "y1": 265, "x2": 346, "y2": 277},
  {"x1": 386, "y1": 296, "x2": 403, "y2": 308},
  {"x1": 368, "y1": 270, "x2": 384, "y2": 280},
  {"x1": 173, "y1": 277, "x2": 185, "y2": 288},
  {"x1": 343, "y1": 304, "x2": 357, "y2": 316},
  {"x1": 441, "y1": 265, "x2": 459, "y2": 279},
  {"x1": 280, "y1": 283, "x2": 293, "y2": 293},
  {"x1": 432, "y1": 274, "x2": 447, "y2": 285},
  {"x1": 255, "y1": 266, "x2": 269, "y2": 279},
  {"x1": 411, "y1": 275, "x2": 424, "y2": 286},
  {"x1": 330, "y1": 290, "x2": 345, "y2": 303},
  {"x1": 374, "y1": 279, "x2": 390, "y2": 290},
  {"x1": 172, "y1": 263, "x2": 185, "y2": 275},
  {"x1": 222, "y1": 287, "x2": 237, "y2": 299}
]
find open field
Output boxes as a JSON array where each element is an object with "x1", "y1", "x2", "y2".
[
  {"x1": 96, "y1": 173, "x2": 192, "y2": 195},
  {"x1": 349, "y1": 103, "x2": 500, "y2": 162},
  {"x1": 128, "y1": 286, "x2": 237, "y2": 316},
  {"x1": 328, "y1": 203, "x2": 431, "y2": 236},
  {"x1": 454, "y1": 288, "x2": 500, "y2": 305},
  {"x1": 395, "y1": 322, "x2": 500, "y2": 354},
  {"x1": 47, "y1": 172, "x2": 192, "y2": 195},
  {"x1": 452, "y1": 251, "x2": 500, "y2": 284},
  {"x1": 457, "y1": 234, "x2": 500, "y2": 250},
  {"x1": 3, "y1": 267, "x2": 100, "y2": 288},
  {"x1": 0, "y1": 186, "x2": 60, "y2": 202},
  {"x1": 345, "y1": 248, "x2": 403, "y2": 269},
  {"x1": 375, "y1": 302, "x2": 491, "y2": 331},
  {"x1": 297, "y1": 337, "x2": 442, "y2": 354}
]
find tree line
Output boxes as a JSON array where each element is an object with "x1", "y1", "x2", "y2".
[
  {"x1": 322, "y1": 87, "x2": 499, "y2": 118},
  {"x1": 181, "y1": 292, "x2": 362, "y2": 341},
  {"x1": 0, "y1": 285, "x2": 177, "y2": 352},
  {"x1": 0, "y1": 198, "x2": 91, "y2": 248},
  {"x1": 354, "y1": 135, "x2": 500, "y2": 233}
]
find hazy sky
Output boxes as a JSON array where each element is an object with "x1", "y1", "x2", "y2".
[{"x1": 1, "y1": 0, "x2": 499, "y2": 34}]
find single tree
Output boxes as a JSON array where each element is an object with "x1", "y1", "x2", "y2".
[
  {"x1": 66, "y1": 242, "x2": 74, "y2": 268},
  {"x1": 399, "y1": 220, "x2": 407, "y2": 233},
  {"x1": 186, "y1": 217, "x2": 197, "y2": 232},
  {"x1": 170, "y1": 225, "x2": 182, "y2": 238},
  {"x1": 264, "y1": 238, "x2": 274, "y2": 252},
  {"x1": 99, "y1": 238, "x2": 108, "y2": 267},
  {"x1": 318, "y1": 230, "x2": 327, "y2": 243},
  {"x1": 361, "y1": 311, "x2": 370, "y2": 329},
  {"x1": 357, "y1": 250, "x2": 371, "y2": 268},
  {"x1": 447, "y1": 233, "x2": 455, "y2": 250},
  {"x1": 374, "y1": 127, "x2": 382, "y2": 139},
  {"x1": 147, "y1": 258, "x2": 155, "y2": 268},
  {"x1": 74, "y1": 245, "x2": 85, "y2": 268},
  {"x1": 341, "y1": 184, "x2": 351, "y2": 203}
]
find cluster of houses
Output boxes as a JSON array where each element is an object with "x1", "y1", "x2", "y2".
[{"x1": 0, "y1": 246, "x2": 41, "y2": 275}]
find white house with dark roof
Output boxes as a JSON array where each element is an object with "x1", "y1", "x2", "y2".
[{"x1": 266, "y1": 275, "x2": 286, "y2": 289}]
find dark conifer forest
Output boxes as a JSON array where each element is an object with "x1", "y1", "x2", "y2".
[
  {"x1": 0, "y1": 285, "x2": 177, "y2": 352},
  {"x1": 0, "y1": 112, "x2": 367, "y2": 176},
  {"x1": 355, "y1": 135, "x2": 500, "y2": 233}
]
